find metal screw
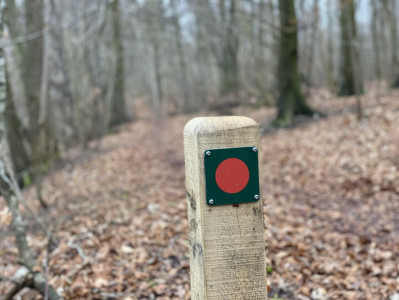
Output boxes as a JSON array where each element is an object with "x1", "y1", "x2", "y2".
[
  {"x1": 205, "y1": 151, "x2": 211, "y2": 156},
  {"x1": 254, "y1": 194, "x2": 260, "y2": 200},
  {"x1": 252, "y1": 147, "x2": 258, "y2": 152},
  {"x1": 209, "y1": 199, "x2": 214, "y2": 205}
]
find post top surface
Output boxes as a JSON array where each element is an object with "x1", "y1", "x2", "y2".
[{"x1": 184, "y1": 116, "x2": 258, "y2": 136}]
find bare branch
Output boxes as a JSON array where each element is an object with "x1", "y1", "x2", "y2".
[{"x1": 68, "y1": 236, "x2": 88, "y2": 262}]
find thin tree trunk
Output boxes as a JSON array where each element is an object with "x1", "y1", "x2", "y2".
[
  {"x1": 4, "y1": 0, "x2": 31, "y2": 182},
  {"x1": 250, "y1": 0, "x2": 256, "y2": 59},
  {"x1": 24, "y1": 0, "x2": 43, "y2": 142},
  {"x1": 110, "y1": 0, "x2": 126, "y2": 126},
  {"x1": 219, "y1": 0, "x2": 239, "y2": 97},
  {"x1": 147, "y1": 0, "x2": 164, "y2": 116},
  {"x1": 326, "y1": 0, "x2": 335, "y2": 89},
  {"x1": 371, "y1": 0, "x2": 381, "y2": 80},
  {"x1": 172, "y1": 0, "x2": 192, "y2": 113},
  {"x1": 48, "y1": 0, "x2": 75, "y2": 148},
  {"x1": 259, "y1": 0, "x2": 266, "y2": 59},
  {"x1": 25, "y1": 0, "x2": 54, "y2": 208},
  {"x1": 338, "y1": 0, "x2": 363, "y2": 96},
  {"x1": 344, "y1": 0, "x2": 362, "y2": 120},
  {"x1": 193, "y1": 0, "x2": 215, "y2": 100},
  {"x1": 35, "y1": 0, "x2": 52, "y2": 208},
  {"x1": 305, "y1": 0, "x2": 319, "y2": 96},
  {"x1": 4, "y1": 67, "x2": 30, "y2": 187},
  {"x1": 268, "y1": 0, "x2": 277, "y2": 48},
  {"x1": 275, "y1": 0, "x2": 316, "y2": 126},
  {"x1": 153, "y1": 42, "x2": 163, "y2": 114},
  {"x1": 4, "y1": 0, "x2": 26, "y2": 98},
  {"x1": 382, "y1": 0, "x2": 399, "y2": 87}
]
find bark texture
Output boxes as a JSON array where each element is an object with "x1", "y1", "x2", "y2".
[
  {"x1": 275, "y1": 0, "x2": 315, "y2": 126},
  {"x1": 338, "y1": 0, "x2": 363, "y2": 96},
  {"x1": 381, "y1": 0, "x2": 399, "y2": 87},
  {"x1": 110, "y1": 0, "x2": 126, "y2": 126},
  {"x1": 218, "y1": 0, "x2": 239, "y2": 96}
]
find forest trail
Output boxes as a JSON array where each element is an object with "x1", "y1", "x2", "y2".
[{"x1": 1, "y1": 90, "x2": 399, "y2": 299}]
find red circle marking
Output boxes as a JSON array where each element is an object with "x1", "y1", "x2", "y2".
[{"x1": 215, "y1": 158, "x2": 249, "y2": 194}]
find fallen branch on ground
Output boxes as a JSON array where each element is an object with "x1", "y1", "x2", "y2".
[{"x1": 68, "y1": 236, "x2": 88, "y2": 262}]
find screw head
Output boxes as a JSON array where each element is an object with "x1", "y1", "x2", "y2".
[
  {"x1": 254, "y1": 194, "x2": 260, "y2": 200},
  {"x1": 209, "y1": 199, "x2": 214, "y2": 205},
  {"x1": 205, "y1": 151, "x2": 211, "y2": 156},
  {"x1": 252, "y1": 147, "x2": 258, "y2": 152}
]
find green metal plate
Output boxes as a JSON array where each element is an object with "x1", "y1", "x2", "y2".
[{"x1": 204, "y1": 146, "x2": 260, "y2": 206}]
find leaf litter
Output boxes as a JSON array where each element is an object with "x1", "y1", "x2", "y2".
[{"x1": 1, "y1": 90, "x2": 399, "y2": 299}]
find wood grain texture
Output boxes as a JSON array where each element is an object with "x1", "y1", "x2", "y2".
[{"x1": 184, "y1": 117, "x2": 267, "y2": 300}]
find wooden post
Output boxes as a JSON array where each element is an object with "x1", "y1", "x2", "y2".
[{"x1": 184, "y1": 117, "x2": 267, "y2": 299}]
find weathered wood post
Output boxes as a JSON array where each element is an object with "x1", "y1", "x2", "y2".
[{"x1": 184, "y1": 117, "x2": 267, "y2": 299}]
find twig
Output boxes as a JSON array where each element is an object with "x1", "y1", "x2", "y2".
[
  {"x1": 68, "y1": 237, "x2": 87, "y2": 262},
  {"x1": 98, "y1": 291, "x2": 126, "y2": 298},
  {"x1": 1, "y1": 147, "x2": 57, "y2": 246},
  {"x1": 0, "y1": 158, "x2": 61, "y2": 299},
  {"x1": 43, "y1": 233, "x2": 52, "y2": 300}
]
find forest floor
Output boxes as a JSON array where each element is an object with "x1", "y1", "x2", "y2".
[{"x1": 1, "y1": 87, "x2": 399, "y2": 299}]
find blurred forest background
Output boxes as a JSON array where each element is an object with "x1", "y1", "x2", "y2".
[
  {"x1": 2, "y1": 0, "x2": 397, "y2": 187},
  {"x1": 1, "y1": 0, "x2": 399, "y2": 299}
]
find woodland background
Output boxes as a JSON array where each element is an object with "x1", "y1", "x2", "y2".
[{"x1": 0, "y1": 0, "x2": 399, "y2": 299}]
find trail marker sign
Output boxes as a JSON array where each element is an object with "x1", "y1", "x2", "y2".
[
  {"x1": 184, "y1": 116, "x2": 267, "y2": 300},
  {"x1": 204, "y1": 146, "x2": 260, "y2": 206}
]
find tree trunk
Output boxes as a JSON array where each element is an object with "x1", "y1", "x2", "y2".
[
  {"x1": 268, "y1": 0, "x2": 277, "y2": 48},
  {"x1": 24, "y1": 0, "x2": 43, "y2": 142},
  {"x1": 305, "y1": 0, "x2": 319, "y2": 95},
  {"x1": 153, "y1": 36, "x2": 163, "y2": 114},
  {"x1": 25, "y1": 0, "x2": 54, "y2": 208},
  {"x1": 5, "y1": 67, "x2": 30, "y2": 186},
  {"x1": 275, "y1": 0, "x2": 315, "y2": 126},
  {"x1": 326, "y1": 0, "x2": 335, "y2": 89},
  {"x1": 251, "y1": 0, "x2": 273, "y2": 106},
  {"x1": 48, "y1": 0, "x2": 75, "y2": 148},
  {"x1": 219, "y1": 0, "x2": 239, "y2": 96},
  {"x1": 371, "y1": 0, "x2": 381, "y2": 80},
  {"x1": 171, "y1": 0, "x2": 193, "y2": 113},
  {"x1": 338, "y1": 0, "x2": 363, "y2": 96},
  {"x1": 381, "y1": 0, "x2": 399, "y2": 87},
  {"x1": 4, "y1": 0, "x2": 31, "y2": 182},
  {"x1": 147, "y1": 0, "x2": 164, "y2": 116},
  {"x1": 109, "y1": 0, "x2": 126, "y2": 126}
]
